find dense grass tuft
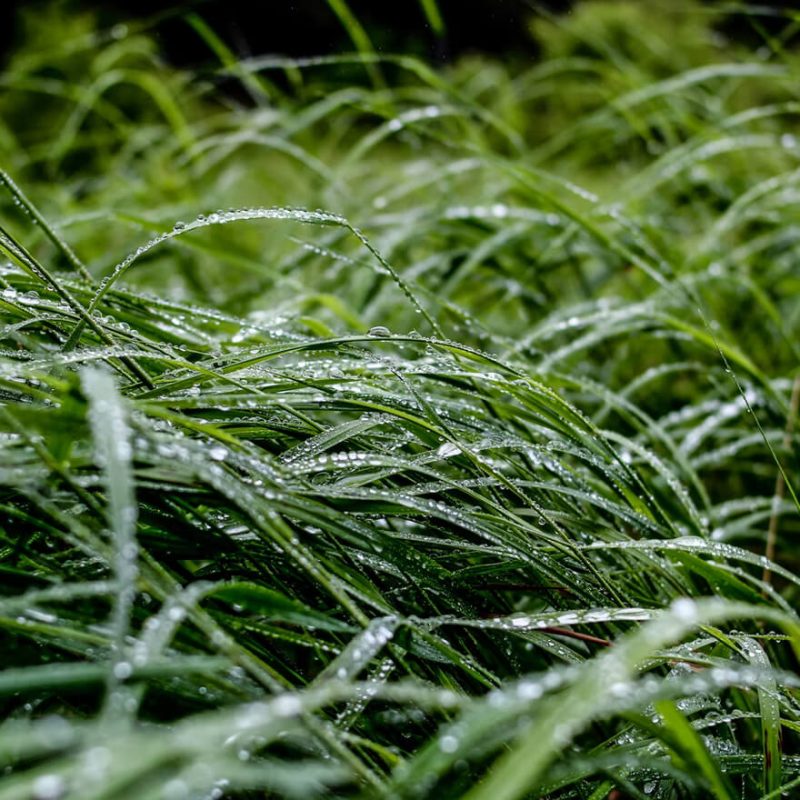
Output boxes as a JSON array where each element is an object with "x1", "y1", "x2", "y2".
[{"x1": 1, "y1": 1, "x2": 800, "y2": 798}]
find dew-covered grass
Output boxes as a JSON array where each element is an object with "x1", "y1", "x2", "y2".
[{"x1": 1, "y1": 1, "x2": 800, "y2": 798}]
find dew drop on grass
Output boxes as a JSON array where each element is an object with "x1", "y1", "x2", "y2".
[
  {"x1": 491, "y1": 203, "x2": 508, "y2": 218},
  {"x1": 670, "y1": 597, "x2": 698, "y2": 623},
  {"x1": 82, "y1": 747, "x2": 111, "y2": 781},
  {"x1": 32, "y1": 774, "x2": 66, "y2": 800},
  {"x1": 368, "y1": 326, "x2": 391, "y2": 337},
  {"x1": 209, "y1": 446, "x2": 227, "y2": 462},
  {"x1": 113, "y1": 661, "x2": 133, "y2": 680},
  {"x1": 163, "y1": 779, "x2": 190, "y2": 800},
  {"x1": 439, "y1": 734, "x2": 459, "y2": 753},
  {"x1": 272, "y1": 694, "x2": 302, "y2": 717},
  {"x1": 518, "y1": 681, "x2": 544, "y2": 700}
]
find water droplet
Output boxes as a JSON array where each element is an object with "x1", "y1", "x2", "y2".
[
  {"x1": 33, "y1": 774, "x2": 66, "y2": 800},
  {"x1": 209, "y1": 446, "x2": 227, "y2": 461},
  {"x1": 670, "y1": 597, "x2": 697, "y2": 623},
  {"x1": 163, "y1": 778, "x2": 190, "y2": 799},
  {"x1": 113, "y1": 661, "x2": 133, "y2": 680},
  {"x1": 272, "y1": 694, "x2": 302, "y2": 716},
  {"x1": 491, "y1": 203, "x2": 508, "y2": 218}
]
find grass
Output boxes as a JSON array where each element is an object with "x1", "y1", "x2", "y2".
[{"x1": 1, "y1": 0, "x2": 800, "y2": 797}]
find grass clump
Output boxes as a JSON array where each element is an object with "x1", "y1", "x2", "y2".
[{"x1": 1, "y1": 1, "x2": 800, "y2": 798}]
